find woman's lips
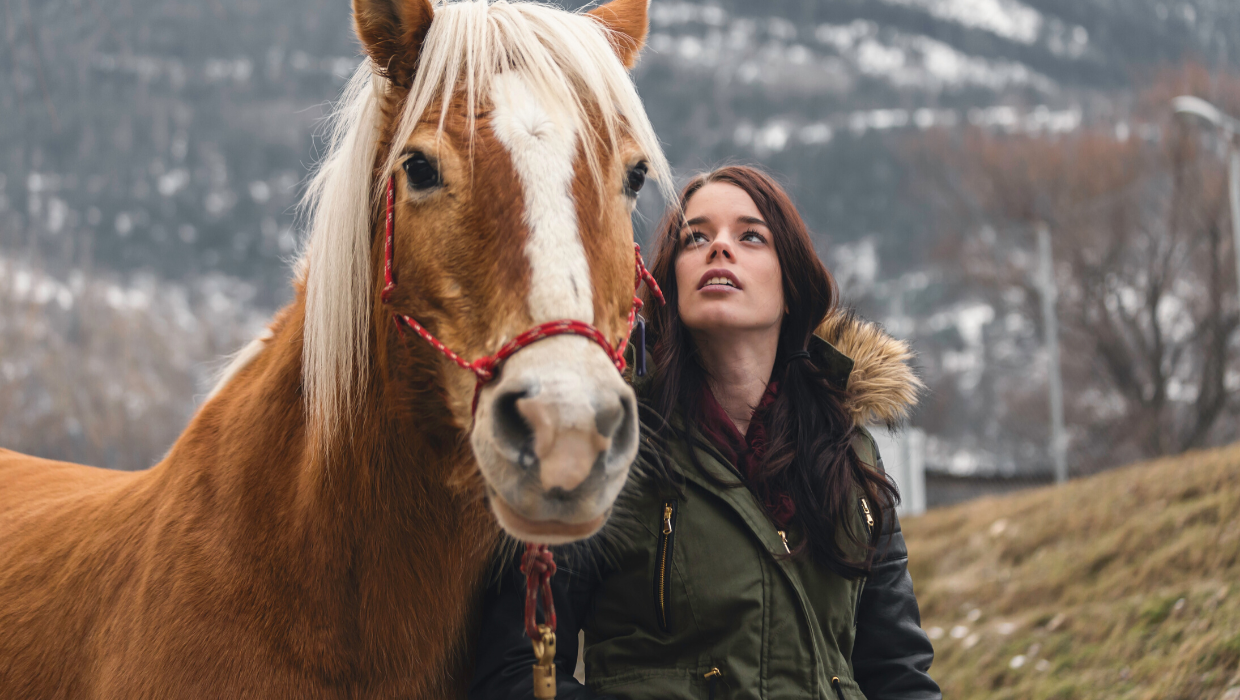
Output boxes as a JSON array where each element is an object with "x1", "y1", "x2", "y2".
[{"x1": 697, "y1": 268, "x2": 742, "y2": 290}]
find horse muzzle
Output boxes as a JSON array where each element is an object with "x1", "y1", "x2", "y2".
[{"x1": 470, "y1": 335, "x2": 638, "y2": 544}]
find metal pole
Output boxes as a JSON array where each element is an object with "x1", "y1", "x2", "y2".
[
  {"x1": 1172, "y1": 95, "x2": 1240, "y2": 312},
  {"x1": 1230, "y1": 148, "x2": 1240, "y2": 307},
  {"x1": 1038, "y1": 223, "x2": 1068, "y2": 484}
]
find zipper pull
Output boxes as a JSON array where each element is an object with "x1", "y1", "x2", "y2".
[
  {"x1": 860, "y1": 497, "x2": 875, "y2": 531},
  {"x1": 777, "y1": 530, "x2": 791, "y2": 553},
  {"x1": 663, "y1": 504, "x2": 674, "y2": 535},
  {"x1": 704, "y1": 668, "x2": 723, "y2": 700}
]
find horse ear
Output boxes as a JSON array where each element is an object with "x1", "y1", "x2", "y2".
[
  {"x1": 353, "y1": 0, "x2": 434, "y2": 86},
  {"x1": 588, "y1": 0, "x2": 650, "y2": 70}
]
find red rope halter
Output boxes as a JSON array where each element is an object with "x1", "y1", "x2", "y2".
[
  {"x1": 380, "y1": 174, "x2": 663, "y2": 415},
  {"x1": 378, "y1": 174, "x2": 663, "y2": 644}
]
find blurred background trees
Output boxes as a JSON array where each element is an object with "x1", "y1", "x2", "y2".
[{"x1": 911, "y1": 65, "x2": 1240, "y2": 476}]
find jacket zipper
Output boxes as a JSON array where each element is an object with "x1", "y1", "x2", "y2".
[
  {"x1": 854, "y1": 497, "x2": 876, "y2": 629},
  {"x1": 655, "y1": 499, "x2": 678, "y2": 632},
  {"x1": 777, "y1": 529, "x2": 791, "y2": 553},
  {"x1": 704, "y1": 667, "x2": 723, "y2": 700}
]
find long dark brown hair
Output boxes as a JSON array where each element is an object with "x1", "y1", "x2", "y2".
[{"x1": 640, "y1": 165, "x2": 898, "y2": 578}]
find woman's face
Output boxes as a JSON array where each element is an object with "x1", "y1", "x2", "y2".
[{"x1": 675, "y1": 182, "x2": 784, "y2": 336}]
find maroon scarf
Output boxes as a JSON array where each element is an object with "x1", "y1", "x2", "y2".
[{"x1": 697, "y1": 381, "x2": 796, "y2": 527}]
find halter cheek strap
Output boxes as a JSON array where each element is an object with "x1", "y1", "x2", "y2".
[{"x1": 378, "y1": 173, "x2": 664, "y2": 413}]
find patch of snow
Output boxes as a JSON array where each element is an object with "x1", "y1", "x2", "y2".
[
  {"x1": 878, "y1": 0, "x2": 1043, "y2": 45},
  {"x1": 752, "y1": 121, "x2": 792, "y2": 156},
  {"x1": 651, "y1": 2, "x2": 728, "y2": 28},
  {"x1": 815, "y1": 20, "x2": 878, "y2": 52},
  {"x1": 798, "y1": 122, "x2": 834, "y2": 145},
  {"x1": 831, "y1": 238, "x2": 879, "y2": 290},
  {"x1": 814, "y1": 23, "x2": 1054, "y2": 92}
]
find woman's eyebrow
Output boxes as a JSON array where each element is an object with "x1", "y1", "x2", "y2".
[{"x1": 683, "y1": 215, "x2": 768, "y2": 227}]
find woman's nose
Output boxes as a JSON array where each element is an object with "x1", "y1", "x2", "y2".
[{"x1": 708, "y1": 238, "x2": 733, "y2": 261}]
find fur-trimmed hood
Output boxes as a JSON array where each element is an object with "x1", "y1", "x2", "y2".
[{"x1": 815, "y1": 309, "x2": 923, "y2": 429}]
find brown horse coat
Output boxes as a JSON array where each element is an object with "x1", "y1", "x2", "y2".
[
  {"x1": 0, "y1": 298, "x2": 499, "y2": 697},
  {"x1": 0, "y1": 0, "x2": 662, "y2": 697}
]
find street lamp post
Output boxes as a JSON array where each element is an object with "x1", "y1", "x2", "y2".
[
  {"x1": 1173, "y1": 95, "x2": 1240, "y2": 312},
  {"x1": 1036, "y1": 223, "x2": 1068, "y2": 485}
]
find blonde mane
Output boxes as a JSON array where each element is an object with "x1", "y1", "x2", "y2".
[{"x1": 295, "y1": 0, "x2": 673, "y2": 440}]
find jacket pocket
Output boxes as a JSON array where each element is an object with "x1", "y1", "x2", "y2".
[{"x1": 654, "y1": 498, "x2": 678, "y2": 632}]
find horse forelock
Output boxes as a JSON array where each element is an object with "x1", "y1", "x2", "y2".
[{"x1": 299, "y1": 0, "x2": 672, "y2": 443}]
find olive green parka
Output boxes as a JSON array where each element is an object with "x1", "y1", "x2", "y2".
[{"x1": 470, "y1": 312, "x2": 939, "y2": 700}]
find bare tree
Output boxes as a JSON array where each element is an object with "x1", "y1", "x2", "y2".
[{"x1": 911, "y1": 64, "x2": 1240, "y2": 473}]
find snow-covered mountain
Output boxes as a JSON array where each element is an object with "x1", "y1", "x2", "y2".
[{"x1": 3, "y1": 0, "x2": 1234, "y2": 298}]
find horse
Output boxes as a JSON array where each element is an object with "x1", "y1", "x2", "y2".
[{"x1": 0, "y1": 0, "x2": 671, "y2": 696}]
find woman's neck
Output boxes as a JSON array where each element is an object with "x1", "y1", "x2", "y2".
[{"x1": 691, "y1": 327, "x2": 780, "y2": 435}]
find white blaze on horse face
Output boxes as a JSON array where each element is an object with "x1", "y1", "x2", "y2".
[
  {"x1": 489, "y1": 72, "x2": 593, "y2": 324},
  {"x1": 474, "y1": 73, "x2": 637, "y2": 542}
]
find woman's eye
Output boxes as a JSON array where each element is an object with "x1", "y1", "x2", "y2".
[
  {"x1": 684, "y1": 230, "x2": 708, "y2": 246},
  {"x1": 402, "y1": 152, "x2": 441, "y2": 191},
  {"x1": 741, "y1": 230, "x2": 765, "y2": 243},
  {"x1": 624, "y1": 161, "x2": 648, "y2": 197}
]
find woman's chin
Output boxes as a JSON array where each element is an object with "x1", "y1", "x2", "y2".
[{"x1": 681, "y1": 308, "x2": 782, "y2": 335}]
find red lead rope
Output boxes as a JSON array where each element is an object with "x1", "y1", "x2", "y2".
[
  {"x1": 520, "y1": 543, "x2": 558, "y2": 639},
  {"x1": 378, "y1": 174, "x2": 665, "y2": 649}
]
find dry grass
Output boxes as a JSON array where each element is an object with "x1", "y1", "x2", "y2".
[{"x1": 904, "y1": 442, "x2": 1240, "y2": 700}]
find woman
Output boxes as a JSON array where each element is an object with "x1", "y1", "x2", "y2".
[{"x1": 470, "y1": 166, "x2": 939, "y2": 700}]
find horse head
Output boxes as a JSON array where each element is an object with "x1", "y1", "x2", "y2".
[{"x1": 302, "y1": 0, "x2": 670, "y2": 545}]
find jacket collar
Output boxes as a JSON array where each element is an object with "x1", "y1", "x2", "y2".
[
  {"x1": 631, "y1": 309, "x2": 922, "y2": 430},
  {"x1": 816, "y1": 309, "x2": 923, "y2": 429}
]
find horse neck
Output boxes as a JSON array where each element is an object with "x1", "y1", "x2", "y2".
[{"x1": 162, "y1": 295, "x2": 498, "y2": 644}]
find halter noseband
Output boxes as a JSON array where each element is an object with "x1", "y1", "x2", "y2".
[{"x1": 379, "y1": 174, "x2": 664, "y2": 414}]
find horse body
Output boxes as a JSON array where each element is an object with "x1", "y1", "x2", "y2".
[
  {"x1": 1, "y1": 300, "x2": 497, "y2": 697},
  {"x1": 1, "y1": 2, "x2": 669, "y2": 694}
]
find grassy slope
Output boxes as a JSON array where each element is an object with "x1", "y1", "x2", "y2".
[{"x1": 903, "y1": 443, "x2": 1240, "y2": 700}]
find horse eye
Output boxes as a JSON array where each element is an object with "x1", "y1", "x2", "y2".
[
  {"x1": 625, "y1": 161, "x2": 648, "y2": 197},
  {"x1": 402, "y1": 152, "x2": 441, "y2": 191}
]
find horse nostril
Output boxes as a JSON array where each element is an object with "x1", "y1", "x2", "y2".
[
  {"x1": 595, "y1": 399, "x2": 624, "y2": 441},
  {"x1": 493, "y1": 387, "x2": 535, "y2": 462},
  {"x1": 605, "y1": 392, "x2": 637, "y2": 458}
]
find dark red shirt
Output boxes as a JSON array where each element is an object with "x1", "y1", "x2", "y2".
[{"x1": 697, "y1": 381, "x2": 797, "y2": 527}]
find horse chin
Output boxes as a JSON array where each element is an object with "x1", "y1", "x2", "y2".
[{"x1": 487, "y1": 490, "x2": 610, "y2": 545}]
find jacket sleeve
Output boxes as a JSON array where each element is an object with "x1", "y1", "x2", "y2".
[
  {"x1": 852, "y1": 506, "x2": 942, "y2": 700},
  {"x1": 469, "y1": 546, "x2": 616, "y2": 700}
]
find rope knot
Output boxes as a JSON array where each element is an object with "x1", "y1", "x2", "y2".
[{"x1": 520, "y1": 543, "x2": 558, "y2": 640}]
